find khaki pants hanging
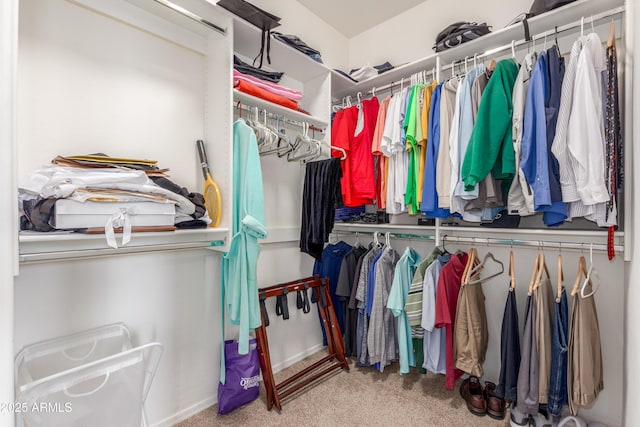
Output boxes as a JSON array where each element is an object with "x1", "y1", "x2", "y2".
[
  {"x1": 568, "y1": 284, "x2": 603, "y2": 415},
  {"x1": 454, "y1": 282, "x2": 488, "y2": 377}
]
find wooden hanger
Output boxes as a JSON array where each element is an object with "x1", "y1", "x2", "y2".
[
  {"x1": 528, "y1": 253, "x2": 540, "y2": 295},
  {"x1": 533, "y1": 251, "x2": 550, "y2": 291},
  {"x1": 608, "y1": 20, "x2": 616, "y2": 48},
  {"x1": 467, "y1": 251, "x2": 505, "y2": 285},
  {"x1": 556, "y1": 253, "x2": 564, "y2": 302},
  {"x1": 509, "y1": 250, "x2": 516, "y2": 291},
  {"x1": 488, "y1": 58, "x2": 497, "y2": 72},
  {"x1": 462, "y1": 247, "x2": 478, "y2": 286},
  {"x1": 571, "y1": 256, "x2": 589, "y2": 297}
]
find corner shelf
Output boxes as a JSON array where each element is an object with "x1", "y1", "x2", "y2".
[
  {"x1": 331, "y1": 54, "x2": 438, "y2": 99},
  {"x1": 233, "y1": 90, "x2": 329, "y2": 129},
  {"x1": 219, "y1": 6, "x2": 333, "y2": 82},
  {"x1": 19, "y1": 227, "x2": 229, "y2": 263}
]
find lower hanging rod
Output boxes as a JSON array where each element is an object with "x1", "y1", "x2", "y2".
[
  {"x1": 331, "y1": 229, "x2": 621, "y2": 254},
  {"x1": 441, "y1": 235, "x2": 619, "y2": 254}
]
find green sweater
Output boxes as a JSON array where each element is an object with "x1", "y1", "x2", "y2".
[{"x1": 461, "y1": 59, "x2": 519, "y2": 191}]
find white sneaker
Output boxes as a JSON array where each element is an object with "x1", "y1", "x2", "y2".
[
  {"x1": 510, "y1": 404, "x2": 532, "y2": 427},
  {"x1": 533, "y1": 412, "x2": 559, "y2": 427}
]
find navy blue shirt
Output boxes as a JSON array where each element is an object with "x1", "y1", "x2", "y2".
[{"x1": 421, "y1": 82, "x2": 451, "y2": 218}]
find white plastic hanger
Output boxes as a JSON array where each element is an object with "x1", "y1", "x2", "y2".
[
  {"x1": 580, "y1": 243, "x2": 601, "y2": 298},
  {"x1": 511, "y1": 40, "x2": 516, "y2": 59},
  {"x1": 385, "y1": 232, "x2": 391, "y2": 248},
  {"x1": 323, "y1": 140, "x2": 346, "y2": 160}
]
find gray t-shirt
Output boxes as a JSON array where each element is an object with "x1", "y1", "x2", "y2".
[{"x1": 367, "y1": 247, "x2": 400, "y2": 369}]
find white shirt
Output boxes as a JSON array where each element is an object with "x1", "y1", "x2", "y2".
[
  {"x1": 567, "y1": 33, "x2": 610, "y2": 207},
  {"x1": 436, "y1": 78, "x2": 459, "y2": 208},
  {"x1": 508, "y1": 52, "x2": 536, "y2": 216},
  {"x1": 421, "y1": 257, "x2": 447, "y2": 375}
]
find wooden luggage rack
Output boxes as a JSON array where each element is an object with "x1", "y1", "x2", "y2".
[{"x1": 255, "y1": 275, "x2": 349, "y2": 411}]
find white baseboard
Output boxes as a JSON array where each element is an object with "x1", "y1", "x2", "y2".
[
  {"x1": 270, "y1": 343, "x2": 324, "y2": 373},
  {"x1": 149, "y1": 396, "x2": 216, "y2": 427},
  {"x1": 149, "y1": 344, "x2": 324, "y2": 426}
]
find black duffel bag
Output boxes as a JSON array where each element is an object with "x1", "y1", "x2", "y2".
[
  {"x1": 433, "y1": 22, "x2": 492, "y2": 52},
  {"x1": 529, "y1": 0, "x2": 577, "y2": 16}
]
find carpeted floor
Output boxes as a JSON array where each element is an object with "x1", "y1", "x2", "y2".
[{"x1": 176, "y1": 351, "x2": 509, "y2": 427}]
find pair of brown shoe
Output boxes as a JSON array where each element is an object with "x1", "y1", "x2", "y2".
[{"x1": 459, "y1": 376, "x2": 506, "y2": 420}]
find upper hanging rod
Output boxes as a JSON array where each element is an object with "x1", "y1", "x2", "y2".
[
  {"x1": 441, "y1": 5, "x2": 625, "y2": 72},
  {"x1": 151, "y1": 0, "x2": 227, "y2": 35},
  {"x1": 330, "y1": 228, "x2": 622, "y2": 254},
  {"x1": 336, "y1": 67, "x2": 438, "y2": 105},
  {"x1": 235, "y1": 102, "x2": 326, "y2": 134}
]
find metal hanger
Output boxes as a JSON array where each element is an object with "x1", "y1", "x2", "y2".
[{"x1": 467, "y1": 251, "x2": 505, "y2": 285}]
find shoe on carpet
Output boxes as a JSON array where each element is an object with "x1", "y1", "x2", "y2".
[
  {"x1": 459, "y1": 376, "x2": 487, "y2": 416},
  {"x1": 483, "y1": 381, "x2": 506, "y2": 420},
  {"x1": 510, "y1": 403, "x2": 532, "y2": 427}
]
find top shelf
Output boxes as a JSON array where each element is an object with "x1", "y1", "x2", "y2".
[
  {"x1": 19, "y1": 228, "x2": 229, "y2": 263},
  {"x1": 331, "y1": 54, "x2": 438, "y2": 99},
  {"x1": 215, "y1": 4, "x2": 336, "y2": 83},
  {"x1": 331, "y1": 0, "x2": 624, "y2": 99},
  {"x1": 71, "y1": 0, "x2": 230, "y2": 54}
]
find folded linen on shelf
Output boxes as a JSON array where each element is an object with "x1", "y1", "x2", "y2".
[
  {"x1": 234, "y1": 79, "x2": 299, "y2": 110},
  {"x1": 234, "y1": 55, "x2": 283, "y2": 83},
  {"x1": 19, "y1": 162, "x2": 210, "y2": 234},
  {"x1": 233, "y1": 69, "x2": 302, "y2": 101},
  {"x1": 52, "y1": 155, "x2": 169, "y2": 176}
]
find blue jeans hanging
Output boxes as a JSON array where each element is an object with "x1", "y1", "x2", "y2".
[{"x1": 548, "y1": 288, "x2": 569, "y2": 416}]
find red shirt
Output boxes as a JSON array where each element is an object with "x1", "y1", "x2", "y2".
[
  {"x1": 435, "y1": 252, "x2": 468, "y2": 390},
  {"x1": 350, "y1": 98, "x2": 379, "y2": 201},
  {"x1": 332, "y1": 106, "x2": 370, "y2": 207}
]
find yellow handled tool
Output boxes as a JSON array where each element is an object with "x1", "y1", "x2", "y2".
[{"x1": 196, "y1": 139, "x2": 222, "y2": 227}]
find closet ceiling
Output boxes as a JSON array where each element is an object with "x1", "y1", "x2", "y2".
[{"x1": 297, "y1": 0, "x2": 426, "y2": 38}]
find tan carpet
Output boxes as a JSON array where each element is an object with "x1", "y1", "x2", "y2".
[{"x1": 176, "y1": 351, "x2": 509, "y2": 427}]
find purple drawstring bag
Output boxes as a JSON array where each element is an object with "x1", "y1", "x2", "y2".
[{"x1": 217, "y1": 339, "x2": 261, "y2": 415}]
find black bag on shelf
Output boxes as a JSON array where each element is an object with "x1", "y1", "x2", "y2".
[
  {"x1": 433, "y1": 22, "x2": 492, "y2": 52},
  {"x1": 217, "y1": 0, "x2": 281, "y2": 68},
  {"x1": 529, "y1": 0, "x2": 577, "y2": 16}
]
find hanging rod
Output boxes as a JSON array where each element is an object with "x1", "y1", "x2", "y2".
[
  {"x1": 19, "y1": 241, "x2": 223, "y2": 264},
  {"x1": 331, "y1": 229, "x2": 436, "y2": 241},
  {"x1": 441, "y1": 5, "x2": 625, "y2": 72},
  {"x1": 331, "y1": 228, "x2": 622, "y2": 254},
  {"x1": 151, "y1": 0, "x2": 227, "y2": 35},
  {"x1": 234, "y1": 101, "x2": 325, "y2": 133},
  {"x1": 441, "y1": 235, "x2": 622, "y2": 255},
  {"x1": 334, "y1": 67, "x2": 438, "y2": 107}
]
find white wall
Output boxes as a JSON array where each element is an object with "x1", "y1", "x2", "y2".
[
  {"x1": 348, "y1": 0, "x2": 531, "y2": 69},
  {"x1": 0, "y1": 1, "x2": 18, "y2": 426},
  {"x1": 624, "y1": 1, "x2": 637, "y2": 426},
  {"x1": 14, "y1": 1, "x2": 227, "y2": 426},
  {"x1": 233, "y1": 0, "x2": 350, "y2": 71}
]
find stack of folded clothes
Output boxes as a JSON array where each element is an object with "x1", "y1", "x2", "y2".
[
  {"x1": 19, "y1": 154, "x2": 209, "y2": 247},
  {"x1": 233, "y1": 55, "x2": 304, "y2": 112},
  {"x1": 233, "y1": 69, "x2": 303, "y2": 110},
  {"x1": 334, "y1": 61, "x2": 395, "y2": 83}
]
